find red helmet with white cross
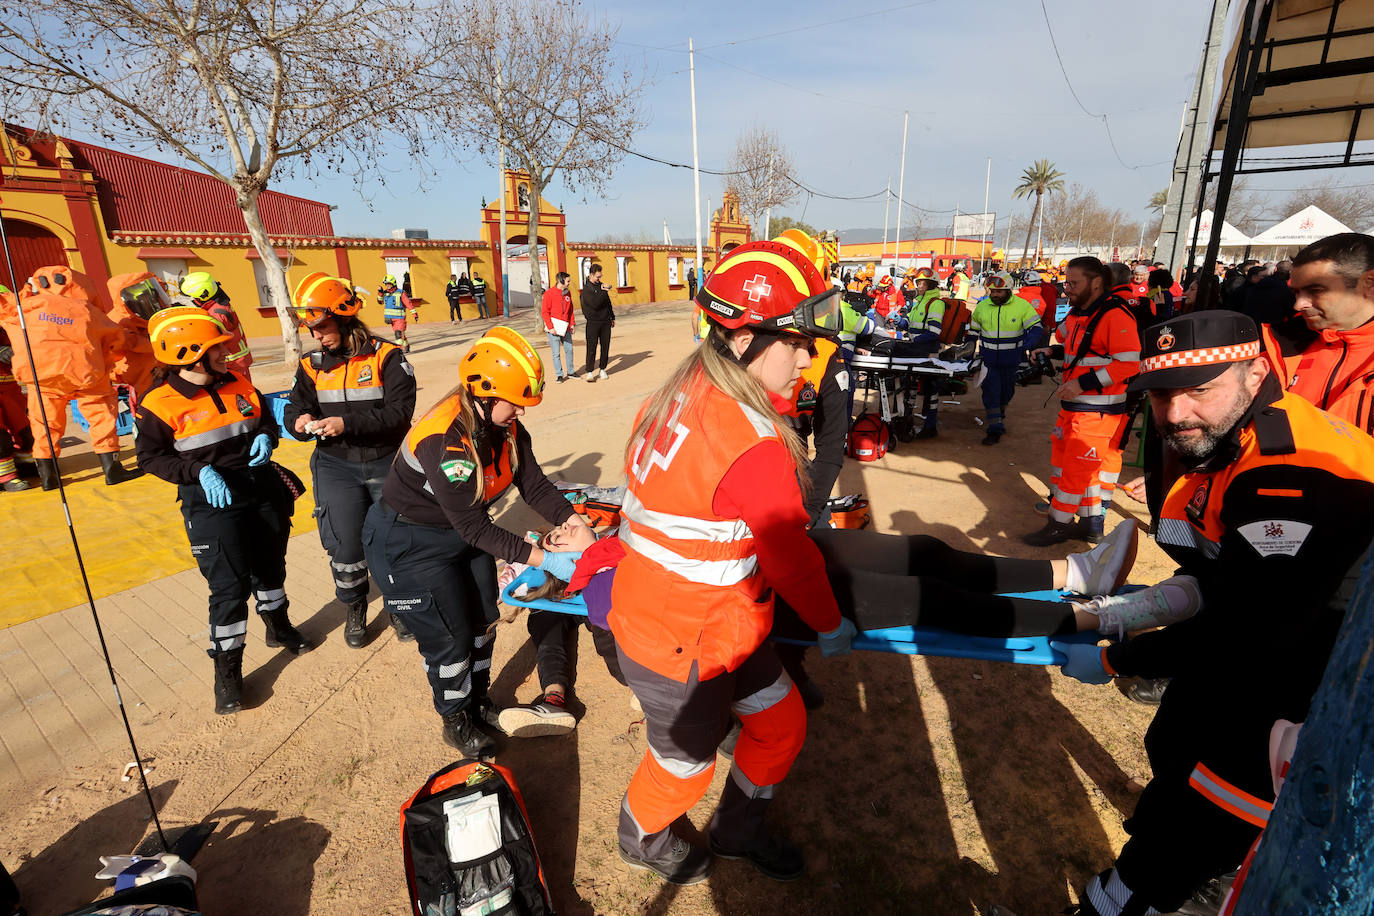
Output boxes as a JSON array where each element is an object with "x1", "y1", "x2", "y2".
[{"x1": 696, "y1": 240, "x2": 841, "y2": 337}]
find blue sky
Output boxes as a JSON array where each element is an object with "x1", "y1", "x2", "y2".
[
  {"x1": 268, "y1": 0, "x2": 1228, "y2": 241},
  {"x1": 65, "y1": 0, "x2": 1320, "y2": 241}
]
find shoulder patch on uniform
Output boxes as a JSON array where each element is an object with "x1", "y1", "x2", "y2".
[
  {"x1": 835, "y1": 370, "x2": 850, "y2": 392},
  {"x1": 400, "y1": 359, "x2": 414, "y2": 376},
  {"x1": 1236, "y1": 519, "x2": 1312, "y2": 557},
  {"x1": 235, "y1": 393, "x2": 255, "y2": 417},
  {"x1": 356, "y1": 364, "x2": 373, "y2": 384},
  {"x1": 440, "y1": 457, "x2": 476, "y2": 484}
]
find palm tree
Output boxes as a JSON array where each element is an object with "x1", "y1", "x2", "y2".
[
  {"x1": 1012, "y1": 159, "x2": 1066, "y2": 266},
  {"x1": 1148, "y1": 188, "x2": 1169, "y2": 214}
]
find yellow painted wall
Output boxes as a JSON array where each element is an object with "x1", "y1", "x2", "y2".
[{"x1": 839, "y1": 237, "x2": 988, "y2": 260}]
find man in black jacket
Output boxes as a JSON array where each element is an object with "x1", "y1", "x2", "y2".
[
  {"x1": 580, "y1": 263, "x2": 615, "y2": 381},
  {"x1": 445, "y1": 274, "x2": 464, "y2": 322}
]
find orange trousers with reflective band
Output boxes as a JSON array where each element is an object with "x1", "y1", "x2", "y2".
[
  {"x1": 1049, "y1": 409, "x2": 1128, "y2": 524},
  {"x1": 27, "y1": 381, "x2": 120, "y2": 459},
  {"x1": 616, "y1": 644, "x2": 806, "y2": 854}
]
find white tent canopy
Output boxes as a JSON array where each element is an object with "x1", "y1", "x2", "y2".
[
  {"x1": 1211, "y1": 0, "x2": 1374, "y2": 152},
  {"x1": 1249, "y1": 204, "x2": 1352, "y2": 246},
  {"x1": 1160, "y1": 209, "x2": 1251, "y2": 249}
]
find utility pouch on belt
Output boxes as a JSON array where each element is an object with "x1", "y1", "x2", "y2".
[{"x1": 401, "y1": 760, "x2": 554, "y2": 916}]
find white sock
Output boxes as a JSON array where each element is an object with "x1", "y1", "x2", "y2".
[
  {"x1": 1064, "y1": 547, "x2": 1099, "y2": 594},
  {"x1": 1085, "y1": 869, "x2": 1161, "y2": 916}
]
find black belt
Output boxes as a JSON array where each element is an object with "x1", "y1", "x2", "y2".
[
  {"x1": 320, "y1": 442, "x2": 397, "y2": 463},
  {"x1": 380, "y1": 499, "x2": 449, "y2": 529}
]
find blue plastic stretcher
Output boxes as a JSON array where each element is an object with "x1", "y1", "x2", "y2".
[{"x1": 499, "y1": 567, "x2": 1097, "y2": 666}]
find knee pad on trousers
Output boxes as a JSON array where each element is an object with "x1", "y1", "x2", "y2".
[
  {"x1": 625, "y1": 749, "x2": 717, "y2": 835},
  {"x1": 733, "y1": 685, "x2": 806, "y2": 790}
]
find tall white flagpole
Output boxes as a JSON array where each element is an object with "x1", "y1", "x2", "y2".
[
  {"x1": 894, "y1": 111, "x2": 908, "y2": 272},
  {"x1": 689, "y1": 38, "x2": 704, "y2": 280}
]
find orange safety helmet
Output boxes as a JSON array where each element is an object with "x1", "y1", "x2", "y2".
[
  {"x1": 293, "y1": 271, "x2": 362, "y2": 327},
  {"x1": 460, "y1": 326, "x2": 545, "y2": 406},
  {"x1": 148, "y1": 305, "x2": 233, "y2": 365},
  {"x1": 773, "y1": 228, "x2": 830, "y2": 278},
  {"x1": 696, "y1": 239, "x2": 840, "y2": 336},
  {"x1": 21, "y1": 265, "x2": 99, "y2": 302}
]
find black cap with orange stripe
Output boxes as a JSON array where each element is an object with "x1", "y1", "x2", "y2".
[{"x1": 1128, "y1": 310, "x2": 1261, "y2": 392}]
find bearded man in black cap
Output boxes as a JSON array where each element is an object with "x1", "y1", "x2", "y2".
[{"x1": 1035, "y1": 311, "x2": 1374, "y2": 916}]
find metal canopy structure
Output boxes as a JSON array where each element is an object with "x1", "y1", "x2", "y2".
[{"x1": 1197, "y1": 0, "x2": 1374, "y2": 294}]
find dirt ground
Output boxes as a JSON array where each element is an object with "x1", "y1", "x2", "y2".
[{"x1": 0, "y1": 299, "x2": 1180, "y2": 915}]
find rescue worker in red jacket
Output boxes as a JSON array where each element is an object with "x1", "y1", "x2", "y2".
[
  {"x1": 611, "y1": 239, "x2": 856, "y2": 886},
  {"x1": 1024, "y1": 256, "x2": 1141, "y2": 546},
  {"x1": 284, "y1": 273, "x2": 416, "y2": 649},
  {"x1": 136, "y1": 306, "x2": 311, "y2": 715},
  {"x1": 870, "y1": 273, "x2": 904, "y2": 322},
  {"x1": 181, "y1": 272, "x2": 253, "y2": 380},
  {"x1": 1275, "y1": 232, "x2": 1374, "y2": 434},
  {"x1": 0, "y1": 267, "x2": 142, "y2": 490},
  {"x1": 362, "y1": 326, "x2": 590, "y2": 758},
  {"x1": 1054, "y1": 311, "x2": 1374, "y2": 916},
  {"x1": 0, "y1": 317, "x2": 31, "y2": 491}
]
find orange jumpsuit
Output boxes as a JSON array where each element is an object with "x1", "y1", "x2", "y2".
[
  {"x1": 103, "y1": 272, "x2": 161, "y2": 399},
  {"x1": 1049, "y1": 296, "x2": 1141, "y2": 526},
  {"x1": 0, "y1": 270, "x2": 133, "y2": 459}
]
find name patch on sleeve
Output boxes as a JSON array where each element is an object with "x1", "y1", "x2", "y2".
[{"x1": 1236, "y1": 520, "x2": 1312, "y2": 557}]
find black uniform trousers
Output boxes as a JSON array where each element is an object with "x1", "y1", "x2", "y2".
[
  {"x1": 584, "y1": 319, "x2": 612, "y2": 373},
  {"x1": 980, "y1": 364, "x2": 1018, "y2": 429},
  {"x1": 1110, "y1": 674, "x2": 1275, "y2": 911},
  {"x1": 180, "y1": 470, "x2": 292, "y2": 656},
  {"x1": 362, "y1": 504, "x2": 499, "y2": 717},
  {"x1": 526, "y1": 610, "x2": 626, "y2": 691},
  {"x1": 311, "y1": 448, "x2": 393, "y2": 604}
]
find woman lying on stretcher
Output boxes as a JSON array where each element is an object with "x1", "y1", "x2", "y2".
[{"x1": 521, "y1": 515, "x2": 1203, "y2": 644}]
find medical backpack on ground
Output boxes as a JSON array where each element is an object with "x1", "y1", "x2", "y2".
[
  {"x1": 848, "y1": 413, "x2": 891, "y2": 462},
  {"x1": 400, "y1": 759, "x2": 555, "y2": 916},
  {"x1": 826, "y1": 494, "x2": 871, "y2": 529}
]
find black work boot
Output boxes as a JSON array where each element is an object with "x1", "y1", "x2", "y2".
[
  {"x1": 708, "y1": 773, "x2": 804, "y2": 881},
  {"x1": 441, "y1": 709, "x2": 498, "y2": 758},
  {"x1": 210, "y1": 648, "x2": 244, "y2": 715},
  {"x1": 98, "y1": 452, "x2": 143, "y2": 485},
  {"x1": 619, "y1": 834, "x2": 715, "y2": 885},
  {"x1": 35, "y1": 457, "x2": 58, "y2": 491},
  {"x1": 1021, "y1": 519, "x2": 1083, "y2": 547},
  {"x1": 261, "y1": 606, "x2": 312, "y2": 653},
  {"x1": 390, "y1": 611, "x2": 416, "y2": 642},
  {"x1": 343, "y1": 599, "x2": 367, "y2": 648}
]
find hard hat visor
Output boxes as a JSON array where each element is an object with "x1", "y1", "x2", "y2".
[
  {"x1": 119, "y1": 277, "x2": 171, "y2": 320},
  {"x1": 767, "y1": 286, "x2": 844, "y2": 338}
]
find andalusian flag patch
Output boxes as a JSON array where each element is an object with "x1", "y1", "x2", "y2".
[{"x1": 440, "y1": 458, "x2": 476, "y2": 484}]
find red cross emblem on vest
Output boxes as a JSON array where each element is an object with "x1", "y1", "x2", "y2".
[{"x1": 742, "y1": 274, "x2": 772, "y2": 302}]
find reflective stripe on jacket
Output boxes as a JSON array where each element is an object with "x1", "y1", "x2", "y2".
[{"x1": 610, "y1": 382, "x2": 780, "y2": 681}]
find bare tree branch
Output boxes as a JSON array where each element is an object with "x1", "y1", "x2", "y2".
[
  {"x1": 723, "y1": 125, "x2": 797, "y2": 233},
  {"x1": 0, "y1": 0, "x2": 469, "y2": 359}
]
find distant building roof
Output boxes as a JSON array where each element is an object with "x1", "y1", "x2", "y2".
[{"x1": 10, "y1": 126, "x2": 335, "y2": 237}]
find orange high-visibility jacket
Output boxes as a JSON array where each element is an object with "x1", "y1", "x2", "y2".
[
  {"x1": 611, "y1": 381, "x2": 780, "y2": 681},
  {"x1": 1055, "y1": 296, "x2": 1141, "y2": 414},
  {"x1": 1283, "y1": 321, "x2": 1374, "y2": 436}
]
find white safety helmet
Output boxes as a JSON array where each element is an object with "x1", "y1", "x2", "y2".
[{"x1": 1024, "y1": 270, "x2": 1042, "y2": 284}]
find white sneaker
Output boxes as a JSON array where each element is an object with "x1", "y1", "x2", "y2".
[
  {"x1": 583, "y1": 371, "x2": 596, "y2": 382},
  {"x1": 1088, "y1": 575, "x2": 1204, "y2": 639},
  {"x1": 598, "y1": 368, "x2": 609, "y2": 380},
  {"x1": 1065, "y1": 519, "x2": 1139, "y2": 596},
  {"x1": 497, "y1": 699, "x2": 577, "y2": 738},
  {"x1": 629, "y1": 692, "x2": 642, "y2": 713}
]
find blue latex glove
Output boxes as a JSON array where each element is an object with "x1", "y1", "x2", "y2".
[
  {"x1": 198, "y1": 466, "x2": 233, "y2": 508},
  {"x1": 536, "y1": 549, "x2": 582, "y2": 583},
  {"x1": 247, "y1": 433, "x2": 274, "y2": 467},
  {"x1": 818, "y1": 618, "x2": 858, "y2": 658},
  {"x1": 1060, "y1": 643, "x2": 1112, "y2": 685}
]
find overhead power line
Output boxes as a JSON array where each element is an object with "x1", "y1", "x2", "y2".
[{"x1": 1037, "y1": 0, "x2": 1171, "y2": 172}]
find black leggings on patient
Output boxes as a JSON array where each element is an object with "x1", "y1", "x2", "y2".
[{"x1": 776, "y1": 527, "x2": 1078, "y2": 640}]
